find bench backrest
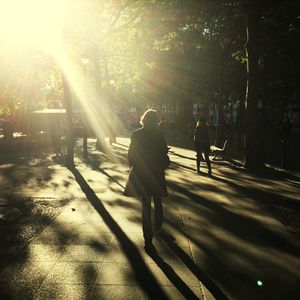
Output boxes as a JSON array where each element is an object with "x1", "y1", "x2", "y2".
[{"x1": 222, "y1": 140, "x2": 228, "y2": 151}]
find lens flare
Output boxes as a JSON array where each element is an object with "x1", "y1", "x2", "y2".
[{"x1": 257, "y1": 280, "x2": 263, "y2": 287}]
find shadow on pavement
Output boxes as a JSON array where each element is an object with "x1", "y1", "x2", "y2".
[
  {"x1": 168, "y1": 181, "x2": 300, "y2": 256},
  {"x1": 67, "y1": 165, "x2": 169, "y2": 300},
  {"x1": 213, "y1": 171, "x2": 300, "y2": 215},
  {"x1": 146, "y1": 246, "x2": 200, "y2": 300},
  {"x1": 86, "y1": 158, "x2": 125, "y2": 189},
  {"x1": 170, "y1": 160, "x2": 197, "y2": 173},
  {"x1": 91, "y1": 138, "x2": 300, "y2": 299},
  {"x1": 171, "y1": 151, "x2": 196, "y2": 161},
  {"x1": 0, "y1": 154, "x2": 70, "y2": 298},
  {"x1": 159, "y1": 234, "x2": 229, "y2": 300},
  {"x1": 167, "y1": 180, "x2": 300, "y2": 299}
]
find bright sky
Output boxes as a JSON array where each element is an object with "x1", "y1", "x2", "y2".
[
  {"x1": 0, "y1": 0, "x2": 122, "y2": 147},
  {"x1": 0, "y1": 0, "x2": 66, "y2": 50}
]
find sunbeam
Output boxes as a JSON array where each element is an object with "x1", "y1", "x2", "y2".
[{"x1": 52, "y1": 45, "x2": 127, "y2": 162}]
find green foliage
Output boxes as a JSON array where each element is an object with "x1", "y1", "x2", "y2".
[{"x1": 0, "y1": 0, "x2": 298, "y2": 136}]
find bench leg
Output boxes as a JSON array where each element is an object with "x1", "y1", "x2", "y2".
[{"x1": 212, "y1": 151, "x2": 224, "y2": 160}]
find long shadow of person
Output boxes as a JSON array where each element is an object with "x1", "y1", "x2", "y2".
[
  {"x1": 145, "y1": 246, "x2": 200, "y2": 300},
  {"x1": 158, "y1": 233, "x2": 229, "y2": 300},
  {"x1": 67, "y1": 165, "x2": 168, "y2": 300}
]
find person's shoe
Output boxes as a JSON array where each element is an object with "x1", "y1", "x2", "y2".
[{"x1": 208, "y1": 170, "x2": 212, "y2": 176}]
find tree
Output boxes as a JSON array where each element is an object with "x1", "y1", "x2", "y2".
[{"x1": 242, "y1": 0, "x2": 286, "y2": 168}]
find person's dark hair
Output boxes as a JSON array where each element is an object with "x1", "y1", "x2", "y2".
[{"x1": 140, "y1": 109, "x2": 159, "y2": 128}]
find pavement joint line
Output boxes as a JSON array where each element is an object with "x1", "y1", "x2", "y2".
[
  {"x1": 1, "y1": 137, "x2": 300, "y2": 299},
  {"x1": 31, "y1": 260, "x2": 60, "y2": 299},
  {"x1": 86, "y1": 261, "x2": 103, "y2": 299}
]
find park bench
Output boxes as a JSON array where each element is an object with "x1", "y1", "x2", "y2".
[{"x1": 210, "y1": 140, "x2": 228, "y2": 160}]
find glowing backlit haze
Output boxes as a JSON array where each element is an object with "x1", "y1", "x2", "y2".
[
  {"x1": 0, "y1": 0, "x2": 67, "y2": 49},
  {"x1": 0, "y1": 0, "x2": 155, "y2": 165},
  {"x1": 0, "y1": 0, "x2": 121, "y2": 153}
]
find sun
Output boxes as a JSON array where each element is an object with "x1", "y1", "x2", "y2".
[
  {"x1": 0, "y1": 0, "x2": 66, "y2": 51},
  {"x1": 0, "y1": 0, "x2": 122, "y2": 151}
]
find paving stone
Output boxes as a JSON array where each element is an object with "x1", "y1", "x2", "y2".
[
  {"x1": 60, "y1": 245, "x2": 106, "y2": 262},
  {"x1": 34, "y1": 283, "x2": 93, "y2": 300},
  {"x1": 100, "y1": 244, "x2": 143, "y2": 264},
  {"x1": 42, "y1": 262, "x2": 100, "y2": 284},
  {"x1": 31, "y1": 226, "x2": 75, "y2": 245},
  {"x1": 95, "y1": 262, "x2": 137, "y2": 285},
  {"x1": 0, "y1": 280, "x2": 39, "y2": 300},
  {"x1": 0, "y1": 261, "x2": 55, "y2": 299},
  {"x1": 1, "y1": 137, "x2": 300, "y2": 300},
  {"x1": 90, "y1": 284, "x2": 146, "y2": 300},
  {"x1": 113, "y1": 218, "x2": 142, "y2": 232},
  {"x1": 71, "y1": 232, "x2": 113, "y2": 246},
  {"x1": 0, "y1": 260, "x2": 55, "y2": 284},
  {"x1": 147, "y1": 263, "x2": 200, "y2": 287},
  {"x1": 162, "y1": 286, "x2": 203, "y2": 300},
  {"x1": 65, "y1": 221, "x2": 111, "y2": 233},
  {"x1": 25, "y1": 244, "x2": 67, "y2": 262},
  {"x1": 147, "y1": 244, "x2": 194, "y2": 265}
]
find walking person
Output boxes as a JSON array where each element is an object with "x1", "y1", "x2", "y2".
[
  {"x1": 124, "y1": 109, "x2": 170, "y2": 251},
  {"x1": 194, "y1": 116, "x2": 212, "y2": 175},
  {"x1": 158, "y1": 117, "x2": 166, "y2": 133}
]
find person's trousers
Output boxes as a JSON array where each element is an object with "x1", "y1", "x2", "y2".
[
  {"x1": 196, "y1": 149, "x2": 211, "y2": 172},
  {"x1": 142, "y1": 195, "x2": 163, "y2": 243}
]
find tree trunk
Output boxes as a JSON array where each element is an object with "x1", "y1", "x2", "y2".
[
  {"x1": 243, "y1": 9, "x2": 264, "y2": 169},
  {"x1": 92, "y1": 45, "x2": 106, "y2": 150},
  {"x1": 175, "y1": 98, "x2": 193, "y2": 133},
  {"x1": 83, "y1": 128, "x2": 88, "y2": 159},
  {"x1": 63, "y1": 76, "x2": 74, "y2": 167},
  {"x1": 216, "y1": 46, "x2": 224, "y2": 144}
]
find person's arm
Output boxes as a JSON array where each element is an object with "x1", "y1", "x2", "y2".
[
  {"x1": 160, "y1": 132, "x2": 169, "y2": 154},
  {"x1": 194, "y1": 126, "x2": 199, "y2": 148},
  {"x1": 158, "y1": 131, "x2": 170, "y2": 169},
  {"x1": 128, "y1": 132, "x2": 136, "y2": 167}
]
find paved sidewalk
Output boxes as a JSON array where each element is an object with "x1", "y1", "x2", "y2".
[{"x1": 0, "y1": 137, "x2": 300, "y2": 299}]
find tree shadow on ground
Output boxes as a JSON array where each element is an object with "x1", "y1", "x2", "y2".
[
  {"x1": 212, "y1": 171, "x2": 300, "y2": 213},
  {"x1": 170, "y1": 161, "x2": 197, "y2": 173},
  {"x1": 158, "y1": 234, "x2": 229, "y2": 300},
  {"x1": 84, "y1": 138, "x2": 300, "y2": 299},
  {"x1": 85, "y1": 155, "x2": 231, "y2": 298},
  {"x1": 166, "y1": 179, "x2": 300, "y2": 300},
  {"x1": 146, "y1": 246, "x2": 200, "y2": 299},
  {"x1": 171, "y1": 151, "x2": 196, "y2": 161},
  {"x1": 86, "y1": 158, "x2": 125, "y2": 190},
  {"x1": 114, "y1": 142, "x2": 129, "y2": 149},
  {"x1": 67, "y1": 165, "x2": 169, "y2": 300},
  {"x1": 166, "y1": 134, "x2": 300, "y2": 182},
  {"x1": 223, "y1": 157, "x2": 300, "y2": 183},
  {"x1": 0, "y1": 154, "x2": 73, "y2": 298},
  {"x1": 2, "y1": 136, "x2": 295, "y2": 299},
  {"x1": 167, "y1": 180, "x2": 300, "y2": 252},
  {"x1": 166, "y1": 137, "x2": 194, "y2": 151}
]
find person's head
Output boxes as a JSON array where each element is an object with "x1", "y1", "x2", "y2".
[{"x1": 140, "y1": 109, "x2": 159, "y2": 128}]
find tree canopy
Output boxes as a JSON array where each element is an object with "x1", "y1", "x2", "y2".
[{"x1": 0, "y1": 0, "x2": 299, "y2": 168}]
